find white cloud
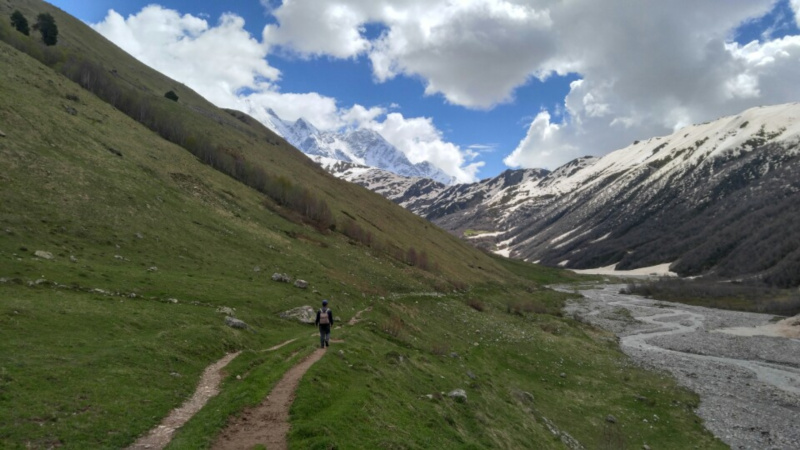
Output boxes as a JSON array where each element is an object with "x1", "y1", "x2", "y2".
[
  {"x1": 502, "y1": 0, "x2": 800, "y2": 169},
  {"x1": 240, "y1": 91, "x2": 342, "y2": 130},
  {"x1": 263, "y1": 0, "x2": 371, "y2": 58},
  {"x1": 341, "y1": 104, "x2": 387, "y2": 127},
  {"x1": 92, "y1": 6, "x2": 279, "y2": 107},
  {"x1": 93, "y1": 1, "x2": 800, "y2": 177},
  {"x1": 264, "y1": 0, "x2": 800, "y2": 170},
  {"x1": 362, "y1": 113, "x2": 483, "y2": 183},
  {"x1": 504, "y1": 111, "x2": 579, "y2": 170},
  {"x1": 91, "y1": 5, "x2": 480, "y2": 182},
  {"x1": 264, "y1": 0, "x2": 554, "y2": 108}
]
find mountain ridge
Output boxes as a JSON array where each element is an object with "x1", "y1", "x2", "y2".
[{"x1": 330, "y1": 102, "x2": 800, "y2": 286}]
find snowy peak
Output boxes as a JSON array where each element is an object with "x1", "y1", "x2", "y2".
[{"x1": 259, "y1": 109, "x2": 454, "y2": 185}]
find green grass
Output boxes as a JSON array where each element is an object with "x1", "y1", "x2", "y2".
[
  {"x1": 283, "y1": 287, "x2": 723, "y2": 449},
  {"x1": 0, "y1": 5, "x2": 726, "y2": 448}
]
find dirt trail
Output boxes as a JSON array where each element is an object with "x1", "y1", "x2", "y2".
[
  {"x1": 348, "y1": 306, "x2": 372, "y2": 325},
  {"x1": 127, "y1": 352, "x2": 241, "y2": 450},
  {"x1": 212, "y1": 349, "x2": 326, "y2": 450},
  {"x1": 260, "y1": 338, "x2": 297, "y2": 352}
]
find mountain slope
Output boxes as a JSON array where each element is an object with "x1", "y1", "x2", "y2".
[{"x1": 409, "y1": 103, "x2": 800, "y2": 286}]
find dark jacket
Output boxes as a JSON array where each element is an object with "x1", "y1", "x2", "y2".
[{"x1": 315, "y1": 308, "x2": 333, "y2": 327}]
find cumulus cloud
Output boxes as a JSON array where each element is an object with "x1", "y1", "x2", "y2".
[
  {"x1": 362, "y1": 113, "x2": 483, "y2": 183},
  {"x1": 264, "y1": 0, "x2": 800, "y2": 170},
  {"x1": 504, "y1": 111, "x2": 579, "y2": 169},
  {"x1": 92, "y1": 4, "x2": 480, "y2": 182},
  {"x1": 263, "y1": 0, "x2": 371, "y2": 58},
  {"x1": 501, "y1": 0, "x2": 800, "y2": 169},
  {"x1": 792, "y1": 0, "x2": 800, "y2": 25},
  {"x1": 265, "y1": 0, "x2": 554, "y2": 108},
  {"x1": 94, "y1": 1, "x2": 800, "y2": 177},
  {"x1": 93, "y1": 6, "x2": 279, "y2": 107}
]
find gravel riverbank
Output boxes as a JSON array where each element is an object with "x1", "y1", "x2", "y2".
[{"x1": 560, "y1": 284, "x2": 800, "y2": 450}]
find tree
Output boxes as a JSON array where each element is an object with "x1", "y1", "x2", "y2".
[
  {"x1": 10, "y1": 10, "x2": 29, "y2": 35},
  {"x1": 35, "y1": 13, "x2": 58, "y2": 46},
  {"x1": 164, "y1": 90, "x2": 179, "y2": 102}
]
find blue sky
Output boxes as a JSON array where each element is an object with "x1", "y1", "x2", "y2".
[{"x1": 50, "y1": 0, "x2": 800, "y2": 182}]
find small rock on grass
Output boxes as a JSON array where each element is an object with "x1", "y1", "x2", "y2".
[
  {"x1": 605, "y1": 414, "x2": 617, "y2": 424},
  {"x1": 34, "y1": 250, "x2": 54, "y2": 260},
  {"x1": 216, "y1": 306, "x2": 236, "y2": 316},
  {"x1": 0, "y1": 129, "x2": 5, "y2": 137},
  {"x1": 225, "y1": 316, "x2": 248, "y2": 329},
  {"x1": 448, "y1": 389, "x2": 468, "y2": 403},
  {"x1": 271, "y1": 272, "x2": 290, "y2": 282},
  {"x1": 279, "y1": 305, "x2": 315, "y2": 324}
]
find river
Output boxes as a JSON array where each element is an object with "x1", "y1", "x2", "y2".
[{"x1": 559, "y1": 284, "x2": 800, "y2": 449}]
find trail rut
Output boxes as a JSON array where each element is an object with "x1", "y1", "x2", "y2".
[
  {"x1": 211, "y1": 349, "x2": 326, "y2": 450},
  {"x1": 127, "y1": 352, "x2": 240, "y2": 450}
]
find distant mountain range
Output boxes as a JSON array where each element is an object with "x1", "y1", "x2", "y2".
[
  {"x1": 262, "y1": 109, "x2": 454, "y2": 185},
  {"x1": 315, "y1": 103, "x2": 800, "y2": 287}
]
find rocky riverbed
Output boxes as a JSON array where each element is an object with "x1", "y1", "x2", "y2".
[{"x1": 560, "y1": 284, "x2": 800, "y2": 450}]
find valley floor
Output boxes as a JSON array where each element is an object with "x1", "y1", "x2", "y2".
[{"x1": 561, "y1": 284, "x2": 800, "y2": 449}]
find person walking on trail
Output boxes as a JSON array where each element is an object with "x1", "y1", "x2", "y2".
[{"x1": 316, "y1": 299, "x2": 334, "y2": 348}]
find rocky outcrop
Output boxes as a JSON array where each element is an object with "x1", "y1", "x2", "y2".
[
  {"x1": 225, "y1": 316, "x2": 248, "y2": 329},
  {"x1": 447, "y1": 389, "x2": 467, "y2": 403},
  {"x1": 272, "y1": 273, "x2": 291, "y2": 282},
  {"x1": 279, "y1": 306, "x2": 315, "y2": 324},
  {"x1": 34, "y1": 250, "x2": 54, "y2": 260}
]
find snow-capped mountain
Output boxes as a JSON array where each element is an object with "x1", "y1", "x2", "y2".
[
  {"x1": 263, "y1": 109, "x2": 454, "y2": 185},
  {"x1": 310, "y1": 156, "x2": 447, "y2": 211},
  {"x1": 361, "y1": 103, "x2": 800, "y2": 286}
]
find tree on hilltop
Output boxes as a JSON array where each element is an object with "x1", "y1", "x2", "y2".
[
  {"x1": 34, "y1": 13, "x2": 58, "y2": 46},
  {"x1": 10, "y1": 10, "x2": 29, "y2": 35}
]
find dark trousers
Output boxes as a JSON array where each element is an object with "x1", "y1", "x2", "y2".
[{"x1": 319, "y1": 324, "x2": 331, "y2": 347}]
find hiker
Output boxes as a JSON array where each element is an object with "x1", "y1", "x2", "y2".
[{"x1": 315, "y1": 299, "x2": 334, "y2": 348}]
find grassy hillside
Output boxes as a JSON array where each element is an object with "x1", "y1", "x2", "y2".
[{"x1": 1, "y1": 2, "x2": 724, "y2": 448}]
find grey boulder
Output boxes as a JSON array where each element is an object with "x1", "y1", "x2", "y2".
[
  {"x1": 279, "y1": 305, "x2": 316, "y2": 324},
  {"x1": 225, "y1": 316, "x2": 248, "y2": 329}
]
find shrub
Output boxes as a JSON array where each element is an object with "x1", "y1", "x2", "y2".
[
  {"x1": 10, "y1": 10, "x2": 29, "y2": 35},
  {"x1": 406, "y1": 246, "x2": 418, "y2": 266},
  {"x1": 467, "y1": 299, "x2": 485, "y2": 312},
  {"x1": 381, "y1": 316, "x2": 404, "y2": 338},
  {"x1": 430, "y1": 343, "x2": 450, "y2": 356},
  {"x1": 506, "y1": 301, "x2": 547, "y2": 316},
  {"x1": 35, "y1": 13, "x2": 58, "y2": 46},
  {"x1": 164, "y1": 90, "x2": 179, "y2": 102}
]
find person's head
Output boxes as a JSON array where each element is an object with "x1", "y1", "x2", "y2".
[{"x1": 322, "y1": 299, "x2": 328, "y2": 307}]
